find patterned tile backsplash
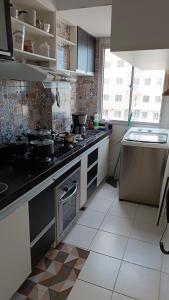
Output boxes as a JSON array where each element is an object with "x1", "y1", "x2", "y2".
[{"x1": 0, "y1": 80, "x2": 79, "y2": 143}]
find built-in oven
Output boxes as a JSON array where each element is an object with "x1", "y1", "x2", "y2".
[
  {"x1": 29, "y1": 162, "x2": 80, "y2": 266},
  {"x1": 55, "y1": 162, "x2": 80, "y2": 243}
]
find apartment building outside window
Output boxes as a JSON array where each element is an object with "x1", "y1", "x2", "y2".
[
  {"x1": 157, "y1": 78, "x2": 163, "y2": 85},
  {"x1": 114, "y1": 111, "x2": 121, "y2": 118},
  {"x1": 115, "y1": 95, "x2": 123, "y2": 102},
  {"x1": 134, "y1": 78, "x2": 140, "y2": 85},
  {"x1": 143, "y1": 96, "x2": 150, "y2": 103},
  {"x1": 155, "y1": 96, "x2": 161, "y2": 103},
  {"x1": 102, "y1": 49, "x2": 165, "y2": 123},
  {"x1": 144, "y1": 78, "x2": 151, "y2": 86},
  {"x1": 116, "y1": 78, "x2": 123, "y2": 85},
  {"x1": 104, "y1": 94, "x2": 109, "y2": 101},
  {"x1": 117, "y1": 60, "x2": 124, "y2": 68}
]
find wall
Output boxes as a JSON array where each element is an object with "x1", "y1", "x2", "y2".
[{"x1": 0, "y1": 80, "x2": 78, "y2": 143}]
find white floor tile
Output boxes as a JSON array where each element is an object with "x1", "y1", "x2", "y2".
[
  {"x1": 79, "y1": 252, "x2": 121, "y2": 290},
  {"x1": 64, "y1": 224, "x2": 97, "y2": 249},
  {"x1": 130, "y1": 221, "x2": 163, "y2": 245},
  {"x1": 95, "y1": 183, "x2": 119, "y2": 201},
  {"x1": 108, "y1": 201, "x2": 138, "y2": 220},
  {"x1": 87, "y1": 196, "x2": 112, "y2": 213},
  {"x1": 159, "y1": 272, "x2": 169, "y2": 300},
  {"x1": 77, "y1": 209, "x2": 105, "y2": 229},
  {"x1": 90, "y1": 231, "x2": 128, "y2": 259},
  {"x1": 67, "y1": 280, "x2": 112, "y2": 300},
  {"x1": 124, "y1": 238, "x2": 162, "y2": 270},
  {"x1": 111, "y1": 292, "x2": 135, "y2": 300},
  {"x1": 101, "y1": 215, "x2": 133, "y2": 237},
  {"x1": 115, "y1": 261, "x2": 160, "y2": 300},
  {"x1": 135, "y1": 205, "x2": 158, "y2": 226}
]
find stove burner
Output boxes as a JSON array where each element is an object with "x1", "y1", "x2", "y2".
[
  {"x1": 33, "y1": 156, "x2": 52, "y2": 164},
  {"x1": 7, "y1": 131, "x2": 99, "y2": 167},
  {"x1": 0, "y1": 182, "x2": 8, "y2": 194}
]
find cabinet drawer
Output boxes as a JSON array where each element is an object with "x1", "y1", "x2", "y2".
[
  {"x1": 29, "y1": 185, "x2": 55, "y2": 242},
  {"x1": 88, "y1": 148, "x2": 98, "y2": 167},
  {"x1": 87, "y1": 164, "x2": 98, "y2": 185},
  {"x1": 31, "y1": 224, "x2": 55, "y2": 267},
  {"x1": 87, "y1": 178, "x2": 97, "y2": 199}
]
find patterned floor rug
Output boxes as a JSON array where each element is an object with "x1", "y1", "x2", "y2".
[{"x1": 12, "y1": 243, "x2": 90, "y2": 300}]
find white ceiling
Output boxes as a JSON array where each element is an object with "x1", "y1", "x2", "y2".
[
  {"x1": 55, "y1": 0, "x2": 112, "y2": 10},
  {"x1": 60, "y1": 6, "x2": 112, "y2": 37}
]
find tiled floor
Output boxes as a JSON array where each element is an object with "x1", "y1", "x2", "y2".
[{"x1": 64, "y1": 182, "x2": 163, "y2": 300}]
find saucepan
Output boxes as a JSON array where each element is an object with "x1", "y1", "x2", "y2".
[
  {"x1": 57, "y1": 132, "x2": 77, "y2": 144},
  {"x1": 30, "y1": 139, "x2": 54, "y2": 157}
]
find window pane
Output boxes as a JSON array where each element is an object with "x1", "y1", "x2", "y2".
[
  {"x1": 102, "y1": 49, "x2": 132, "y2": 121},
  {"x1": 131, "y1": 69, "x2": 165, "y2": 123}
]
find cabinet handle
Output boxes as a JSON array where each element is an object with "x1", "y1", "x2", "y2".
[{"x1": 59, "y1": 185, "x2": 77, "y2": 205}]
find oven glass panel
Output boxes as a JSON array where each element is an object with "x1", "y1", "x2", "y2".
[{"x1": 62, "y1": 193, "x2": 76, "y2": 231}]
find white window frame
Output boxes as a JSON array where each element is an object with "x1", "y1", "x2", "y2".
[{"x1": 97, "y1": 41, "x2": 165, "y2": 127}]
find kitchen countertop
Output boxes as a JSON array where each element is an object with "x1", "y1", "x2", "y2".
[{"x1": 0, "y1": 131, "x2": 109, "y2": 212}]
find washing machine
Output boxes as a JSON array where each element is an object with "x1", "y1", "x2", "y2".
[{"x1": 119, "y1": 127, "x2": 169, "y2": 206}]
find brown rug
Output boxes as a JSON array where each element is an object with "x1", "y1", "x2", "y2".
[{"x1": 13, "y1": 243, "x2": 90, "y2": 300}]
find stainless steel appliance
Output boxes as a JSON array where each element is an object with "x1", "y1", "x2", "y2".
[
  {"x1": 119, "y1": 127, "x2": 169, "y2": 206},
  {"x1": 55, "y1": 164, "x2": 80, "y2": 243},
  {"x1": 0, "y1": 0, "x2": 13, "y2": 60}
]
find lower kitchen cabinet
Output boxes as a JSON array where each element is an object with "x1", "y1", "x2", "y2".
[
  {"x1": 0, "y1": 203, "x2": 31, "y2": 300},
  {"x1": 80, "y1": 136, "x2": 109, "y2": 207},
  {"x1": 29, "y1": 185, "x2": 55, "y2": 242},
  {"x1": 97, "y1": 137, "x2": 109, "y2": 186},
  {"x1": 80, "y1": 155, "x2": 88, "y2": 208},
  {"x1": 29, "y1": 184, "x2": 55, "y2": 267},
  {"x1": 31, "y1": 224, "x2": 55, "y2": 267}
]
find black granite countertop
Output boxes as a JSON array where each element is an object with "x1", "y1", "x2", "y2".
[{"x1": 0, "y1": 131, "x2": 109, "y2": 211}]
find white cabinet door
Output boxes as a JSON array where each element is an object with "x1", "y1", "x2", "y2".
[
  {"x1": 80, "y1": 154, "x2": 88, "y2": 208},
  {"x1": 0, "y1": 203, "x2": 31, "y2": 300},
  {"x1": 97, "y1": 138, "x2": 109, "y2": 186}
]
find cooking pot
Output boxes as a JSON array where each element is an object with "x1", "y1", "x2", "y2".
[
  {"x1": 11, "y1": 136, "x2": 29, "y2": 155},
  {"x1": 27, "y1": 128, "x2": 52, "y2": 141},
  {"x1": 30, "y1": 139, "x2": 54, "y2": 157}
]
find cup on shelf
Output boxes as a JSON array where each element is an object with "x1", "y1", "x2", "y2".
[
  {"x1": 18, "y1": 10, "x2": 28, "y2": 23},
  {"x1": 10, "y1": 4, "x2": 19, "y2": 19},
  {"x1": 42, "y1": 23, "x2": 51, "y2": 33},
  {"x1": 27, "y1": 9, "x2": 37, "y2": 27},
  {"x1": 24, "y1": 40, "x2": 34, "y2": 53},
  {"x1": 12, "y1": 23, "x2": 25, "y2": 51}
]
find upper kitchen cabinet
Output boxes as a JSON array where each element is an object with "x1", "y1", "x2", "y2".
[
  {"x1": 56, "y1": 14, "x2": 77, "y2": 72},
  {"x1": 87, "y1": 33, "x2": 96, "y2": 74},
  {"x1": 77, "y1": 27, "x2": 88, "y2": 73},
  {"x1": 11, "y1": 0, "x2": 57, "y2": 67},
  {"x1": 111, "y1": 0, "x2": 169, "y2": 70},
  {"x1": 77, "y1": 27, "x2": 96, "y2": 74}
]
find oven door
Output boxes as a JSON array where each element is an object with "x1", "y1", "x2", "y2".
[{"x1": 58, "y1": 183, "x2": 78, "y2": 238}]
